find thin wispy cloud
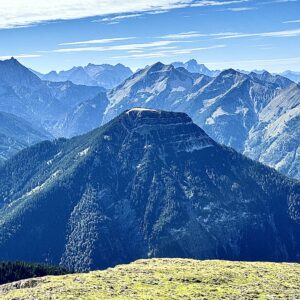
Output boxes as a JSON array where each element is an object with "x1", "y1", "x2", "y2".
[
  {"x1": 54, "y1": 40, "x2": 185, "y2": 53},
  {"x1": 283, "y1": 19, "x2": 300, "y2": 23},
  {"x1": 0, "y1": 0, "x2": 252, "y2": 29},
  {"x1": 167, "y1": 44, "x2": 226, "y2": 53},
  {"x1": 160, "y1": 31, "x2": 240, "y2": 39},
  {"x1": 96, "y1": 10, "x2": 169, "y2": 24},
  {"x1": 259, "y1": 0, "x2": 300, "y2": 4},
  {"x1": 191, "y1": 0, "x2": 250, "y2": 7},
  {"x1": 274, "y1": 0, "x2": 299, "y2": 2},
  {"x1": 97, "y1": 14, "x2": 144, "y2": 23},
  {"x1": 223, "y1": 6, "x2": 256, "y2": 11},
  {"x1": 148, "y1": 10, "x2": 169, "y2": 15},
  {"x1": 216, "y1": 28, "x2": 300, "y2": 39},
  {"x1": 160, "y1": 32, "x2": 207, "y2": 39},
  {"x1": 59, "y1": 37, "x2": 135, "y2": 46},
  {"x1": 110, "y1": 44, "x2": 226, "y2": 59}
]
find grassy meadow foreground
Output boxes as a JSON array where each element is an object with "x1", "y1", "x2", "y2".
[{"x1": 0, "y1": 259, "x2": 300, "y2": 300}]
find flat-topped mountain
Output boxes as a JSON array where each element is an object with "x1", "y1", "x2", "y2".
[{"x1": 0, "y1": 109, "x2": 299, "y2": 271}]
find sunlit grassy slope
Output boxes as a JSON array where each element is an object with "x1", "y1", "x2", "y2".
[{"x1": 1, "y1": 259, "x2": 300, "y2": 299}]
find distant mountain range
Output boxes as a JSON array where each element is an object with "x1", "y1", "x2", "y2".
[
  {"x1": 0, "y1": 58, "x2": 105, "y2": 138},
  {"x1": 172, "y1": 59, "x2": 300, "y2": 83},
  {"x1": 33, "y1": 63, "x2": 133, "y2": 89},
  {"x1": 280, "y1": 71, "x2": 300, "y2": 83},
  {"x1": 32, "y1": 59, "x2": 300, "y2": 90},
  {"x1": 171, "y1": 59, "x2": 220, "y2": 77},
  {"x1": 102, "y1": 62, "x2": 299, "y2": 180},
  {"x1": 0, "y1": 58, "x2": 299, "y2": 181},
  {"x1": 0, "y1": 109, "x2": 299, "y2": 271}
]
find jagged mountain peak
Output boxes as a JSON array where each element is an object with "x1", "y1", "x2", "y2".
[
  {"x1": 218, "y1": 68, "x2": 242, "y2": 77},
  {"x1": 186, "y1": 58, "x2": 198, "y2": 64},
  {"x1": 0, "y1": 58, "x2": 41, "y2": 87},
  {"x1": 248, "y1": 70, "x2": 293, "y2": 89},
  {"x1": 171, "y1": 59, "x2": 219, "y2": 77},
  {"x1": 146, "y1": 62, "x2": 173, "y2": 74},
  {"x1": 203, "y1": 68, "x2": 247, "y2": 90},
  {"x1": 104, "y1": 64, "x2": 197, "y2": 122},
  {"x1": 185, "y1": 59, "x2": 207, "y2": 69},
  {"x1": 7, "y1": 57, "x2": 18, "y2": 63}
]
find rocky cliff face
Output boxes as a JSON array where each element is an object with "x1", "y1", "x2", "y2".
[
  {"x1": 0, "y1": 109, "x2": 299, "y2": 271},
  {"x1": 244, "y1": 83, "x2": 300, "y2": 180}
]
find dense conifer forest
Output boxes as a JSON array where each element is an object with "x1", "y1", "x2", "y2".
[{"x1": 0, "y1": 261, "x2": 71, "y2": 285}]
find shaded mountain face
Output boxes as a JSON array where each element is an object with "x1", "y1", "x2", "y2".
[
  {"x1": 172, "y1": 59, "x2": 220, "y2": 77},
  {"x1": 244, "y1": 83, "x2": 300, "y2": 180},
  {"x1": 0, "y1": 109, "x2": 299, "y2": 272},
  {"x1": 0, "y1": 58, "x2": 104, "y2": 137},
  {"x1": 0, "y1": 58, "x2": 41, "y2": 87},
  {"x1": 38, "y1": 63, "x2": 133, "y2": 89},
  {"x1": 0, "y1": 111, "x2": 51, "y2": 161},
  {"x1": 55, "y1": 92, "x2": 110, "y2": 138}
]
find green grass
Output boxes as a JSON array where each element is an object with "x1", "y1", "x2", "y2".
[{"x1": 1, "y1": 259, "x2": 300, "y2": 299}]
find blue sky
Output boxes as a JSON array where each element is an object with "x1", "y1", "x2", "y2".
[{"x1": 0, "y1": 0, "x2": 299, "y2": 73}]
